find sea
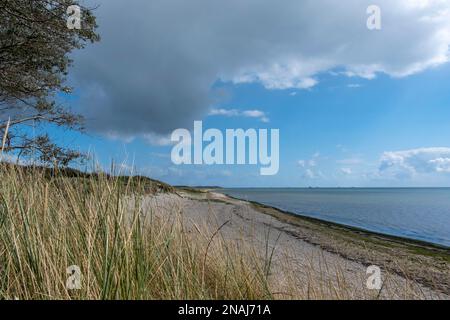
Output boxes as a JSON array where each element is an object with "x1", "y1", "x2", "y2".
[{"x1": 219, "y1": 188, "x2": 450, "y2": 248}]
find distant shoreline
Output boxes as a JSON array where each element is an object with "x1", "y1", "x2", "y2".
[{"x1": 210, "y1": 188, "x2": 450, "y2": 249}]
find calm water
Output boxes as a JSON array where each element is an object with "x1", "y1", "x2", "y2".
[{"x1": 219, "y1": 188, "x2": 450, "y2": 248}]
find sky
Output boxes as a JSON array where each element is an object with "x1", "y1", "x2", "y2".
[{"x1": 50, "y1": 0, "x2": 450, "y2": 187}]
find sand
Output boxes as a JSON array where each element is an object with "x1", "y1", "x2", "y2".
[{"x1": 140, "y1": 189, "x2": 449, "y2": 300}]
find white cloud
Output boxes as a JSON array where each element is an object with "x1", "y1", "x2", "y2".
[
  {"x1": 0, "y1": 153, "x2": 33, "y2": 166},
  {"x1": 298, "y1": 153, "x2": 319, "y2": 168},
  {"x1": 101, "y1": 130, "x2": 174, "y2": 147},
  {"x1": 143, "y1": 133, "x2": 173, "y2": 146},
  {"x1": 379, "y1": 147, "x2": 450, "y2": 178},
  {"x1": 242, "y1": 110, "x2": 270, "y2": 122},
  {"x1": 209, "y1": 108, "x2": 270, "y2": 122},
  {"x1": 303, "y1": 168, "x2": 325, "y2": 179},
  {"x1": 304, "y1": 168, "x2": 316, "y2": 179},
  {"x1": 208, "y1": 108, "x2": 240, "y2": 117},
  {"x1": 242, "y1": 110, "x2": 264, "y2": 118},
  {"x1": 299, "y1": 153, "x2": 323, "y2": 178},
  {"x1": 298, "y1": 159, "x2": 316, "y2": 167},
  {"x1": 340, "y1": 167, "x2": 353, "y2": 175},
  {"x1": 232, "y1": 63, "x2": 320, "y2": 90},
  {"x1": 429, "y1": 157, "x2": 450, "y2": 172}
]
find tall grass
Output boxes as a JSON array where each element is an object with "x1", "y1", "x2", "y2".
[
  {"x1": 0, "y1": 164, "x2": 439, "y2": 300},
  {"x1": 0, "y1": 164, "x2": 274, "y2": 299}
]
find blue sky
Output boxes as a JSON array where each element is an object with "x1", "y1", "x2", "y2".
[
  {"x1": 46, "y1": 0, "x2": 450, "y2": 187},
  {"x1": 57, "y1": 62, "x2": 450, "y2": 187}
]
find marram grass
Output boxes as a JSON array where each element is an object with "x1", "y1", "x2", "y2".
[
  {"x1": 0, "y1": 164, "x2": 434, "y2": 300},
  {"x1": 0, "y1": 164, "x2": 272, "y2": 300}
]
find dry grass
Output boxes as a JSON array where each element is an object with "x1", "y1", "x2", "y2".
[
  {"x1": 0, "y1": 164, "x2": 275, "y2": 299},
  {"x1": 0, "y1": 164, "x2": 442, "y2": 300}
]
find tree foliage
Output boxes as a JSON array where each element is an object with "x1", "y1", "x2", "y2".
[{"x1": 0, "y1": 0, "x2": 99, "y2": 165}]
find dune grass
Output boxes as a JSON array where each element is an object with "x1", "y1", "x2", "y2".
[
  {"x1": 0, "y1": 164, "x2": 276, "y2": 299},
  {"x1": 0, "y1": 163, "x2": 441, "y2": 300}
]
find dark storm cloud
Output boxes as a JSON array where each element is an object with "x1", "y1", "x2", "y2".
[{"x1": 71, "y1": 0, "x2": 450, "y2": 141}]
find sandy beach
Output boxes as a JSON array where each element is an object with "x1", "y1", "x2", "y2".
[{"x1": 141, "y1": 188, "x2": 450, "y2": 300}]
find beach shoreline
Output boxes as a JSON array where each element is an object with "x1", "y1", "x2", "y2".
[
  {"x1": 218, "y1": 190, "x2": 450, "y2": 251},
  {"x1": 151, "y1": 187, "x2": 450, "y2": 298}
]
